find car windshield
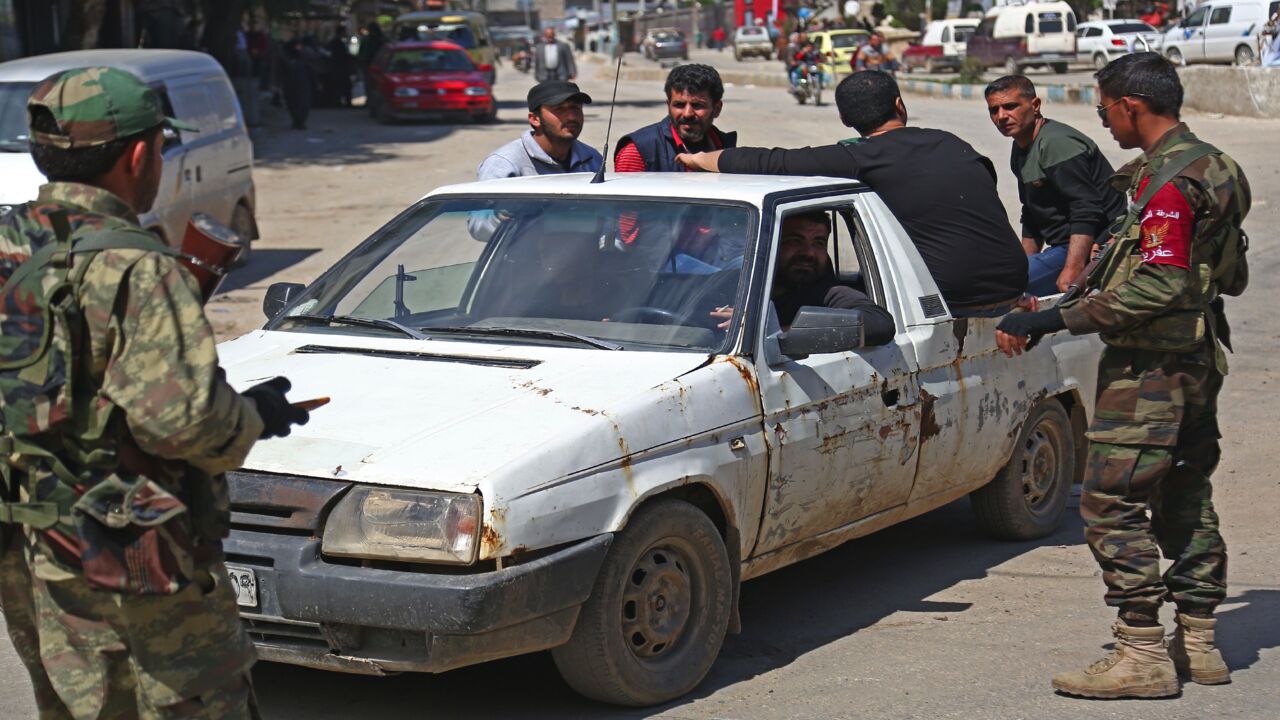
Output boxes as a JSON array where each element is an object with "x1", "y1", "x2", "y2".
[
  {"x1": 953, "y1": 26, "x2": 976, "y2": 42},
  {"x1": 829, "y1": 32, "x2": 869, "y2": 48},
  {"x1": 1110, "y1": 22, "x2": 1156, "y2": 33},
  {"x1": 410, "y1": 24, "x2": 476, "y2": 48},
  {"x1": 271, "y1": 197, "x2": 757, "y2": 353},
  {"x1": 388, "y1": 48, "x2": 474, "y2": 72},
  {"x1": 0, "y1": 82, "x2": 35, "y2": 152},
  {"x1": 655, "y1": 33, "x2": 680, "y2": 42}
]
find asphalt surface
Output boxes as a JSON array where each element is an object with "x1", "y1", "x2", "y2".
[{"x1": 1, "y1": 59, "x2": 1277, "y2": 720}]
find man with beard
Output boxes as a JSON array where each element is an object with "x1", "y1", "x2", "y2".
[
  {"x1": 614, "y1": 64, "x2": 737, "y2": 173},
  {"x1": 711, "y1": 212, "x2": 894, "y2": 343}
]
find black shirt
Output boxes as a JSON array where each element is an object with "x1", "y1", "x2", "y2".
[
  {"x1": 773, "y1": 278, "x2": 896, "y2": 347},
  {"x1": 1010, "y1": 119, "x2": 1127, "y2": 247},
  {"x1": 719, "y1": 127, "x2": 1029, "y2": 307}
]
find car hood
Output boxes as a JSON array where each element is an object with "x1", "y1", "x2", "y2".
[
  {"x1": 219, "y1": 330, "x2": 712, "y2": 493},
  {"x1": 0, "y1": 152, "x2": 44, "y2": 205}
]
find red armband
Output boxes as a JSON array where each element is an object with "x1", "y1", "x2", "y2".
[{"x1": 1135, "y1": 179, "x2": 1193, "y2": 270}]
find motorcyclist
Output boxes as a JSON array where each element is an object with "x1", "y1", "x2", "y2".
[
  {"x1": 512, "y1": 37, "x2": 533, "y2": 73},
  {"x1": 790, "y1": 40, "x2": 821, "y2": 90}
]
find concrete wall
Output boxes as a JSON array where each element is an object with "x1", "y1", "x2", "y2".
[{"x1": 1179, "y1": 66, "x2": 1280, "y2": 119}]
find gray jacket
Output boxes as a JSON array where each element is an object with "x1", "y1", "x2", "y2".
[
  {"x1": 533, "y1": 40, "x2": 577, "y2": 82},
  {"x1": 469, "y1": 131, "x2": 603, "y2": 239}
]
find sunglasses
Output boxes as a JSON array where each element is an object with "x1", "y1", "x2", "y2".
[{"x1": 1095, "y1": 93, "x2": 1153, "y2": 122}]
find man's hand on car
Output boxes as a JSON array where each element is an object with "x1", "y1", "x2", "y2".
[
  {"x1": 995, "y1": 308, "x2": 1067, "y2": 357},
  {"x1": 676, "y1": 151, "x2": 722, "y2": 172},
  {"x1": 244, "y1": 376, "x2": 311, "y2": 439}
]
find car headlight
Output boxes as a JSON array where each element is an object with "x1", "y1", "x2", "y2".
[
  {"x1": 322, "y1": 487, "x2": 480, "y2": 564},
  {"x1": 463, "y1": 86, "x2": 488, "y2": 96},
  {"x1": 394, "y1": 87, "x2": 420, "y2": 97}
]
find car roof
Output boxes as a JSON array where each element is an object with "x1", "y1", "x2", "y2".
[
  {"x1": 426, "y1": 173, "x2": 864, "y2": 205},
  {"x1": 388, "y1": 40, "x2": 468, "y2": 51},
  {"x1": 0, "y1": 49, "x2": 223, "y2": 83}
]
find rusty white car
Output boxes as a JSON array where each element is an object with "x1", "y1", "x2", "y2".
[{"x1": 217, "y1": 173, "x2": 1101, "y2": 706}]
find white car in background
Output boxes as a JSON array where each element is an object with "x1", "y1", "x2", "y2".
[
  {"x1": 1076, "y1": 19, "x2": 1162, "y2": 69},
  {"x1": 216, "y1": 172, "x2": 1101, "y2": 706},
  {"x1": 1162, "y1": 0, "x2": 1279, "y2": 66},
  {"x1": 0, "y1": 49, "x2": 258, "y2": 257}
]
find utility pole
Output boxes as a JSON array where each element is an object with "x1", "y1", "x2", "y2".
[{"x1": 611, "y1": 0, "x2": 620, "y2": 57}]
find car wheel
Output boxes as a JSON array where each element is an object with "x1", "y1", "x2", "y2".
[
  {"x1": 734, "y1": 50, "x2": 742, "y2": 61},
  {"x1": 1234, "y1": 44, "x2": 1256, "y2": 66},
  {"x1": 372, "y1": 97, "x2": 392, "y2": 124},
  {"x1": 473, "y1": 105, "x2": 498, "y2": 124},
  {"x1": 1093, "y1": 52, "x2": 1109, "y2": 70},
  {"x1": 551, "y1": 499, "x2": 732, "y2": 707},
  {"x1": 1051, "y1": 62, "x2": 1069, "y2": 74},
  {"x1": 1004, "y1": 56, "x2": 1020, "y2": 75},
  {"x1": 970, "y1": 399, "x2": 1074, "y2": 540},
  {"x1": 926, "y1": 58, "x2": 936, "y2": 74},
  {"x1": 1167, "y1": 47, "x2": 1184, "y2": 65},
  {"x1": 230, "y1": 202, "x2": 256, "y2": 267}
]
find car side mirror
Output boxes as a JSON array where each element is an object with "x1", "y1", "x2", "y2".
[
  {"x1": 263, "y1": 282, "x2": 305, "y2": 320},
  {"x1": 777, "y1": 306, "x2": 866, "y2": 359},
  {"x1": 477, "y1": 63, "x2": 494, "y2": 73}
]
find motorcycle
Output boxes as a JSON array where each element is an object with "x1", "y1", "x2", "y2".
[
  {"x1": 791, "y1": 62, "x2": 824, "y2": 105},
  {"x1": 512, "y1": 49, "x2": 532, "y2": 74}
]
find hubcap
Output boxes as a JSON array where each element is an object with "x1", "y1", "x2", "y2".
[
  {"x1": 1021, "y1": 422, "x2": 1061, "y2": 514},
  {"x1": 621, "y1": 544, "x2": 693, "y2": 659}
]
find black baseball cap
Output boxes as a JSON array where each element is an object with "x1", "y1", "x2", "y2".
[{"x1": 527, "y1": 81, "x2": 592, "y2": 112}]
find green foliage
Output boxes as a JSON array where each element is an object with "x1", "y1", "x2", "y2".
[{"x1": 958, "y1": 56, "x2": 985, "y2": 84}]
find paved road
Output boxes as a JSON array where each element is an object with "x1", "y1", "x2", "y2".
[{"x1": 2, "y1": 62, "x2": 1277, "y2": 719}]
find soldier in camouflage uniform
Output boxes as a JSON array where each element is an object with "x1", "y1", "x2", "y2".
[
  {"x1": 995, "y1": 52, "x2": 1249, "y2": 699},
  {"x1": 0, "y1": 68, "x2": 308, "y2": 718}
]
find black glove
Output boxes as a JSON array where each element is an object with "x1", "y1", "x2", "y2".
[
  {"x1": 996, "y1": 308, "x2": 1067, "y2": 350},
  {"x1": 243, "y1": 376, "x2": 309, "y2": 439}
]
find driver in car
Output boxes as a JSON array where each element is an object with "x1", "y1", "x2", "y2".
[{"x1": 712, "y1": 212, "x2": 895, "y2": 344}]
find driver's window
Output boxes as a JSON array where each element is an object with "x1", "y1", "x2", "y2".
[
  {"x1": 770, "y1": 205, "x2": 882, "y2": 320},
  {"x1": 1185, "y1": 7, "x2": 1207, "y2": 26}
]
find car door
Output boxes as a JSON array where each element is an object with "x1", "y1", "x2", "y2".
[
  {"x1": 751, "y1": 198, "x2": 921, "y2": 556},
  {"x1": 1203, "y1": 4, "x2": 1236, "y2": 60},
  {"x1": 1180, "y1": 5, "x2": 1211, "y2": 61},
  {"x1": 201, "y1": 75, "x2": 252, "y2": 224},
  {"x1": 164, "y1": 77, "x2": 225, "y2": 232}
]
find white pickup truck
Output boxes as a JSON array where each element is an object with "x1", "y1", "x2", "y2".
[{"x1": 218, "y1": 173, "x2": 1101, "y2": 707}]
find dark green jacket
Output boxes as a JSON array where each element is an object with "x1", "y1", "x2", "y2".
[{"x1": 1010, "y1": 119, "x2": 1126, "y2": 246}]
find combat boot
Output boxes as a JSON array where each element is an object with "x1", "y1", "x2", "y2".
[
  {"x1": 1051, "y1": 621, "x2": 1180, "y2": 699},
  {"x1": 1168, "y1": 613, "x2": 1230, "y2": 685}
]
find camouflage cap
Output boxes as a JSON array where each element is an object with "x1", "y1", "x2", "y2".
[{"x1": 27, "y1": 66, "x2": 197, "y2": 149}]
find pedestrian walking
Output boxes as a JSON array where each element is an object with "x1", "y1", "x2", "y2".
[
  {"x1": 281, "y1": 37, "x2": 313, "y2": 129},
  {"x1": 534, "y1": 27, "x2": 577, "y2": 83},
  {"x1": 325, "y1": 26, "x2": 354, "y2": 107},
  {"x1": 984, "y1": 75, "x2": 1127, "y2": 296},
  {"x1": 994, "y1": 52, "x2": 1251, "y2": 699},
  {"x1": 0, "y1": 67, "x2": 310, "y2": 718},
  {"x1": 712, "y1": 26, "x2": 726, "y2": 52}
]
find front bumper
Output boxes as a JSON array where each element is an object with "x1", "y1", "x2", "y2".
[
  {"x1": 388, "y1": 96, "x2": 493, "y2": 118},
  {"x1": 224, "y1": 472, "x2": 611, "y2": 674}
]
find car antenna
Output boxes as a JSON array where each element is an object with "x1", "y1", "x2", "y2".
[{"x1": 590, "y1": 50, "x2": 624, "y2": 184}]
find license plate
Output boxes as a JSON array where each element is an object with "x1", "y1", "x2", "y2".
[{"x1": 226, "y1": 565, "x2": 259, "y2": 608}]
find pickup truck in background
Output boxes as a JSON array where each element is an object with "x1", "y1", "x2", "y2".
[{"x1": 217, "y1": 173, "x2": 1102, "y2": 707}]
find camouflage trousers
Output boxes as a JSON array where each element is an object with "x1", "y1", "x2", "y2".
[
  {"x1": 1081, "y1": 346, "x2": 1227, "y2": 620},
  {"x1": 0, "y1": 538, "x2": 258, "y2": 720}
]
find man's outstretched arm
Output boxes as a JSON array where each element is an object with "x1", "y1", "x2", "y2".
[{"x1": 676, "y1": 150, "x2": 722, "y2": 172}]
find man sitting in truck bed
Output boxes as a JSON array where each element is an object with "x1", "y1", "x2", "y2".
[
  {"x1": 677, "y1": 71, "x2": 1029, "y2": 317},
  {"x1": 712, "y1": 212, "x2": 895, "y2": 344}
]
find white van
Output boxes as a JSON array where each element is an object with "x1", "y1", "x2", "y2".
[
  {"x1": 0, "y1": 50, "x2": 257, "y2": 257},
  {"x1": 1162, "y1": 0, "x2": 1279, "y2": 66},
  {"x1": 968, "y1": 1, "x2": 1079, "y2": 74}
]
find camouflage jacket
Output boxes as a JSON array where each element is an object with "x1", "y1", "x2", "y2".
[
  {"x1": 1, "y1": 183, "x2": 263, "y2": 586},
  {"x1": 1060, "y1": 123, "x2": 1250, "y2": 372}
]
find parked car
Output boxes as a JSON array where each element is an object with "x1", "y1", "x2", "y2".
[
  {"x1": 392, "y1": 11, "x2": 498, "y2": 84},
  {"x1": 219, "y1": 172, "x2": 1101, "y2": 707},
  {"x1": 1076, "y1": 19, "x2": 1162, "y2": 69},
  {"x1": 0, "y1": 49, "x2": 258, "y2": 257},
  {"x1": 811, "y1": 28, "x2": 871, "y2": 77},
  {"x1": 733, "y1": 25, "x2": 774, "y2": 60},
  {"x1": 903, "y1": 18, "x2": 980, "y2": 72},
  {"x1": 365, "y1": 41, "x2": 496, "y2": 124},
  {"x1": 967, "y1": 1, "x2": 1078, "y2": 74},
  {"x1": 642, "y1": 29, "x2": 689, "y2": 61},
  {"x1": 1161, "y1": 0, "x2": 1277, "y2": 66}
]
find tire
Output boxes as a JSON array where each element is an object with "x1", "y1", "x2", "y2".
[
  {"x1": 734, "y1": 50, "x2": 742, "y2": 61},
  {"x1": 1093, "y1": 53, "x2": 1109, "y2": 70},
  {"x1": 372, "y1": 97, "x2": 391, "y2": 124},
  {"x1": 925, "y1": 58, "x2": 936, "y2": 74},
  {"x1": 473, "y1": 105, "x2": 498, "y2": 124},
  {"x1": 551, "y1": 499, "x2": 732, "y2": 707},
  {"x1": 1166, "y1": 47, "x2": 1184, "y2": 65},
  {"x1": 229, "y1": 202, "x2": 256, "y2": 267},
  {"x1": 1051, "y1": 62, "x2": 1069, "y2": 74},
  {"x1": 1004, "y1": 55, "x2": 1020, "y2": 76},
  {"x1": 813, "y1": 81, "x2": 823, "y2": 106},
  {"x1": 970, "y1": 399, "x2": 1074, "y2": 541},
  {"x1": 1235, "y1": 44, "x2": 1256, "y2": 66}
]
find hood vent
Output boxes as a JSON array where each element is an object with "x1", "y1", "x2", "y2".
[{"x1": 291, "y1": 344, "x2": 541, "y2": 370}]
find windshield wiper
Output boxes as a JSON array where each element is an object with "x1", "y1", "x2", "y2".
[
  {"x1": 281, "y1": 313, "x2": 428, "y2": 340},
  {"x1": 422, "y1": 326, "x2": 622, "y2": 351}
]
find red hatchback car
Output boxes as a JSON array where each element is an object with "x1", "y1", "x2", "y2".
[{"x1": 367, "y1": 41, "x2": 496, "y2": 124}]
